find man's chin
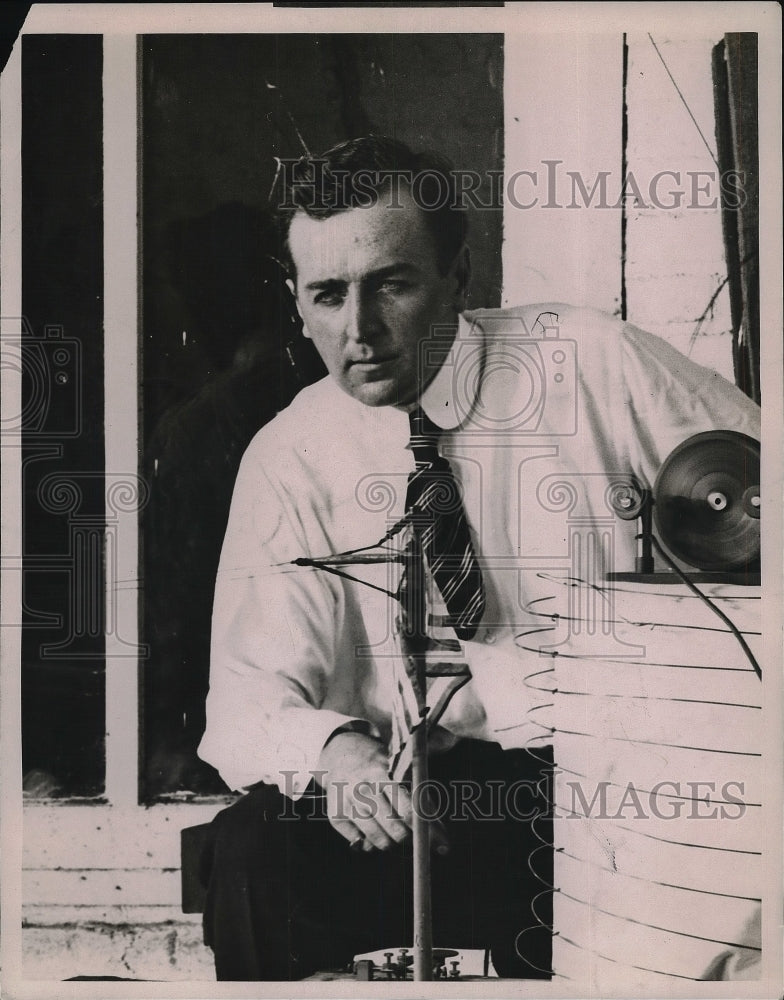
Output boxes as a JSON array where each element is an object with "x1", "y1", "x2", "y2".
[{"x1": 343, "y1": 379, "x2": 414, "y2": 409}]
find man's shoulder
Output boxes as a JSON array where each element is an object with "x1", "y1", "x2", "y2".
[
  {"x1": 464, "y1": 302, "x2": 679, "y2": 372},
  {"x1": 242, "y1": 375, "x2": 346, "y2": 461},
  {"x1": 464, "y1": 301, "x2": 625, "y2": 340}
]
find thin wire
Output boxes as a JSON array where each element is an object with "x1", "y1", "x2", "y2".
[
  {"x1": 556, "y1": 846, "x2": 760, "y2": 901},
  {"x1": 264, "y1": 79, "x2": 312, "y2": 156},
  {"x1": 295, "y1": 560, "x2": 399, "y2": 600},
  {"x1": 647, "y1": 34, "x2": 719, "y2": 170},
  {"x1": 267, "y1": 156, "x2": 284, "y2": 206},
  {"x1": 522, "y1": 606, "x2": 760, "y2": 640},
  {"x1": 335, "y1": 514, "x2": 411, "y2": 557},
  {"x1": 521, "y1": 581, "x2": 761, "y2": 639},
  {"x1": 649, "y1": 535, "x2": 761, "y2": 680},
  {"x1": 687, "y1": 275, "x2": 730, "y2": 356},
  {"x1": 515, "y1": 643, "x2": 755, "y2": 673},
  {"x1": 554, "y1": 931, "x2": 705, "y2": 982},
  {"x1": 558, "y1": 887, "x2": 761, "y2": 951},
  {"x1": 274, "y1": 514, "x2": 412, "y2": 570},
  {"x1": 614, "y1": 823, "x2": 761, "y2": 855},
  {"x1": 556, "y1": 688, "x2": 759, "y2": 710},
  {"x1": 283, "y1": 514, "x2": 416, "y2": 598},
  {"x1": 554, "y1": 722, "x2": 760, "y2": 756},
  {"x1": 264, "y1": 79, "x2": 312, "y2": 205},
  {"x1": 687, "y1": 251, "x2": 759, "y2": 357},
  {"x1": 555, "y1": 771, "x2": 760, "y2": 808}
]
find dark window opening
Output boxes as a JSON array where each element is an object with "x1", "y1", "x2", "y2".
[
  {"x1": 140, "y1": 33, "x2": 504, "y2": 799},
  {"x1": 21, "y1": 34, "x2": 105, "y2": 798}
]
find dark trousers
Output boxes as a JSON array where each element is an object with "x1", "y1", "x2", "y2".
[{"x1": 200, "y1": 739, "x2": 553, "y2": 981}]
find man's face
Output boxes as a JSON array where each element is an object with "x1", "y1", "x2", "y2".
[{"x1": 287, "y1": 189, "x2": 467, "y2": 408}]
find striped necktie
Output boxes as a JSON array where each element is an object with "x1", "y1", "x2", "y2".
[{"x1": 405, "y1": 406, "x2": 485, "y2": 640}]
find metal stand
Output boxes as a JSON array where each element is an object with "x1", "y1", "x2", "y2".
[
  {"x1": 412, "y1": 714, "x2": 433, "y2": 981},
  {"x1": 401, "y1": 533, "x2": 433, "y2": 982},
  {"x1": 635, "y1": 491, "x2": 654, "y2": 575},
  {"x1": 295, "y1": 527, "x2": 466, "y2": 980}
]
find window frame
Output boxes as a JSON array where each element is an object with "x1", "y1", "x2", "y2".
[
  {"x1": 4, "y1": 13, "x2": 773, "y2": 988},
  {"x1": 2, "y1": 34, "x2": 233, "y2": 980}
]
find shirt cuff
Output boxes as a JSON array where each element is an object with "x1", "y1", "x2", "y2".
[{"x1": 252, "y1": 709, "x2": 381, "y2": 801}]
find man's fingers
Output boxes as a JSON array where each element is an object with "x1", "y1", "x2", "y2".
[
  {"x1": 354, "y1": 815, "x2": 396, "y2": 852},
  {"x1": 328, "y1": 792, "x2": 404, "y2": 852},
  {"x1": 361, "y1": 781, "x2": 451, "y2": 854},
  {"x1": 377, "y1": 782, "x2": 450, "y2": 855},
  {"x1": 405, "y1": 781, "x2": 451, "y2": 856},
  {"x1": 332, "y1": 813, "x2": 395, "y2": 852},
  {"x1": 375, "y1": 809, "x2": 411, "y2": 845},
  {"x1": 325, "y1": 767, "x2": 450, "y2": 855},
  {"x1": 329, "y1": 816, "x2": 365, "y2": 848},
  {"x1": 352, "y1": 785, "x2": 410, "y2": 848},
  {"x1": 384, "y1": 782, "x2": 415, "y2": 828}
]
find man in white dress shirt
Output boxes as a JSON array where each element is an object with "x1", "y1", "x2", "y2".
[{"x1": 197, "y1": 136, "x2": 760, "y2": 980}]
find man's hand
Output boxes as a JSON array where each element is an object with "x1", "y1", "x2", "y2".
[{"x1": 317, "y1": 731, "x2": 449, "y2": 855}]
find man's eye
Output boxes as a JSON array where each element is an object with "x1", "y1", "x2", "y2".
[
  {"x1": 313, "y1": 290, "x2": 345, "y2": 306},
  {"x1": 378, "y1": 279, "x2": 410, "y2": 294}
]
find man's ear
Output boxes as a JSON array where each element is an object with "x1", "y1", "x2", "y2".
[
  {"x1": 285, "y1": 277, "x2": 311, "y2": 338},
  {"x1": 450, "y1": 244, "x2": 471, "y2": 312}
]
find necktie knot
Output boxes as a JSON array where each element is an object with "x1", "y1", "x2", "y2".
[{"x1": 408, "y1": 406, "x2": 441, "y2": 468}]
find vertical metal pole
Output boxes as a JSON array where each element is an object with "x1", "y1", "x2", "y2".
[
  {"x1": 412, "y1": 703, "x2": 433, "y2": 981},
  {"x1": 636, "y1": 493, "x2": 654, "y2": 575},
  {"x1": 404, "y1": 534, "x2": 433, "y2": 982}
]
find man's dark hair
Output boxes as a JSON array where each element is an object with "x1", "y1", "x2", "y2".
[{"x1": 278, "y1": 135, "x2": 468, "y2": 278}]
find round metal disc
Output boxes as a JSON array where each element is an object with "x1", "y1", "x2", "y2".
[{"x1": 653, "y1": 430, "x2": 760, "y2": 572}]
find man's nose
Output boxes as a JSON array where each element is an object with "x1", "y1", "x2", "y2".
[{"x1": 344, "y1": 287, "x2": 380, "y2": 344}]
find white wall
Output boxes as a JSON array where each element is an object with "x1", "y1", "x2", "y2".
[
  {"x1": 503, "y1": 32, "x2": 623, "y2": 313},
  {"x1": 625, "y1": 32, "x2": 734, "y2": 381},
  {"x1": 10, "y1": 18, "x2": 747, "y2": 988},
  {"x1": 503, "y1": 30, "x2": 736, "y2": 383}
]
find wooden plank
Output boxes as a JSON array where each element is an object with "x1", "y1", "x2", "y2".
[
  {"x1": 23, "y1": 868, "x2": 181, "y2": 907},
  {"x1": 23, "y1": 923, "x2": 215, "y2": 982},
  {"x1": 23, "y1": 905, "x2": 201, "y2": 926},
  {"x1": 23, "y1": 802, "x2": 228, "y2": 869}
]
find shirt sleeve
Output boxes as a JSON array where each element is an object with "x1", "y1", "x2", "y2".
[{"x1": 197, "y1": 438, "x2": 378, "y2": 798}]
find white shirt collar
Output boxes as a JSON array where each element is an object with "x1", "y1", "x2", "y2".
[{"x1": 418, "y1": 313, "x2": 480, "y2": 430}]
